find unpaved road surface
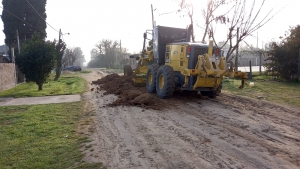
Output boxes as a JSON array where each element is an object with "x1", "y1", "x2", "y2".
[{"x1": 81, "y1": 70, "x2": 300, "y2": 169}]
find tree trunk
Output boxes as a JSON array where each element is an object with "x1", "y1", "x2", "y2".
[
  {"x1": 189, "y1": 15, "x2": 195, "y2": 42},
  {"x1": 38, "y1": 83, "x2": 43, "y2": 90},
  {"x1": 202, "y1": 23, "x2": 209, "y2": 43},
  {"x1": 54, "y1": 59, "x2": 62, "y2": 81},
  {"x1": 54, "y1": 66, "x2": 61, "y2": 81}
]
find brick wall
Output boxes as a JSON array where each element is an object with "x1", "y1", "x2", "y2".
[{"x1": 0, "y1": 63, "x2": 16, "y2": 92}]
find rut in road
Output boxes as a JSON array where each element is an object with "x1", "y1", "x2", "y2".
[{"x1": 81, "y1": 70, "x2": 300, "y2": 169}]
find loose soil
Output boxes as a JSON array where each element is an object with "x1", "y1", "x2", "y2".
[
  {"x1": 91, "y1": 73, "x2": 201, "y2": 110},
  {"x1": 91, "y1": 74, "x2": 156, "y2": 107},
  {"x1": 80, "y1": 69, "x2": 300, "y2": 169}
]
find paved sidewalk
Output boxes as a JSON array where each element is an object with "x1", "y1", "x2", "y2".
[{"x1": 0, "y1": 95, "x2": 81, "y2": 107}]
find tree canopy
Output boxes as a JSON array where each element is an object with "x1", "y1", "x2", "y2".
[
  {"x1": 1, "y1": 0, "x2": 47, "y2": 58},
  {"x1": 88, "y1": 39, "x2": 129, "y2": 68},
  {"x1": 266, "y1": 25, "x2": 300, "y2": 81},
  {"x1": 62, "y1": 47, "x2": 85, "y2": 67},
  {"x1": 16, "y1": 34, "x2": 56, "y2": 90},
  {"x1": 176, "y1": 0, "x2": 275, "y2": 63}
]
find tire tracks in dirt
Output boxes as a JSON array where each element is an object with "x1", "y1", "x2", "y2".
[{"x1": 81, "y1": 70, "x2": 300, "y2": 169}]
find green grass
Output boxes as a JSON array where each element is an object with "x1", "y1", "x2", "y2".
[
  {"x1": 0, "y1": 74, "x2": 86, "y2": 98},
  {"x1": 0, "y1": 102, "x2": 105, "y2": 169},
  {"x1": 102, "y1": 68, "x2": 123, "y2": 74},
  {"x1": 222, "y1": 74, "x2": 300, "y2": 107},
  {"x1": 80, "y1": 70, "x2": 92, "y2": 74}
]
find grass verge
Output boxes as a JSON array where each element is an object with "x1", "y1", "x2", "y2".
[
  {"x1": 222, "y1": 75, "x2": 300, "y2": 108},
  {"x1": 80, "y1": 70, "x2": 92, "y2": 74},
  {"x1": 0, "y1": 102, "x2": 105, "y2": 169},
  {"x1": 0, "y1": 74, "x2": 86, "y2": 98}
]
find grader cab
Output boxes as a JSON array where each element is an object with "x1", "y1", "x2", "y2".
[{"x1": 124, "y1": 25, "x2": 247, "y2": 98}]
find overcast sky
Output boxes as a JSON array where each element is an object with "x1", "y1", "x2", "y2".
[{"x1": 0, "y1": 0, "x2": 299, "y2": 64}]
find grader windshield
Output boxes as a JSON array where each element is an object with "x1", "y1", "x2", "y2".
[{"x1": 152, "y1": 26, "x2": 192, "y2": 65}]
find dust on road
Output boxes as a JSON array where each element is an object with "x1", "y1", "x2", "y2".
[{"x1": 81, "y1": 70, "x2": 300, "y2": 169}]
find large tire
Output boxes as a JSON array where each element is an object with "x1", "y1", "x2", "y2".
[
  {"x1": 201, "y1": 91, "x2": 216, "y2": 98},
  {"x1": 146, "y1": 64, "x2": 159, "y2": 93},
  {"x1": 156, "y1": 65, "x2": 175, "y2": 99},
  {"x1": 216, "y1": 82, "x2": 222, "y2": 96},
  {"x1": 124, "y1": 65, "x2": 133, "y2": 76}
]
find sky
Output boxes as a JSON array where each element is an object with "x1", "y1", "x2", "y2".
[{"x1": 0, "y1": 0, "x2": 299, "y2": 64}]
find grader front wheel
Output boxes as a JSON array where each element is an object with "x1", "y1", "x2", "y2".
[
  {"x1": 146, "y1": 64, "x2": 159, "y2": 93},
  {"x1": 156, "y1": 65, "x2": 175, "y2": 99}
]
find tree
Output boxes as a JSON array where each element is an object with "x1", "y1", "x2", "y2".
[
  {"x1": 210, "y1": 0, "x2": 275, "y2": 62},
  {"x1": 2, "y1": 0, "x2": 47, "y2": 60},
  {"x1": 16, "y1": 34, "x2": 56, "y2": 90},
  {"x1": 89, "y1": 39, "x2": 128, "y2": 69},
  {"x1": 199, "y1": 0, "x2": 226, "y2": 43},
  {"x1": 54, "y1": 39, "x2": 66, "y2": 81},
  {"x1": 177, "y1": 0, "x2": 195, "y2": 42},
  {"x1": 266, "y1": 25, "x2": 300, "y2": 80},
  {"x1": 62, "y1": 47, "x2": 85, "y2": 67}
]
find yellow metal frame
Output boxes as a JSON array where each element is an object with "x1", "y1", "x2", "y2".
[
  {"x1": 134, "y1": 49, "x2": 154, "y2": 75},
  {"x1": 130, "y1": 50, "x2": 154, "y2": 86},
  {"x1": 165, "y1": 40, "x2": 247, "y2": 90},
  {"x1": 130, "y1": 40, "x2": 247, "y2": 90}
]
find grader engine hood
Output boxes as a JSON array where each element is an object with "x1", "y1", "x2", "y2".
[{"x1": 153, "y1": 26, "x2": 191, "y2": 65}]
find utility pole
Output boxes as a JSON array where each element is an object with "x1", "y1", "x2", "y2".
[
  {"x1": 120, "y1": 40, "x2": 123, "y2": 64},
  {"x1": 259, "y1": 52, "x2": 262, "y2": 75},
  {"x1": 59, "y1": 29, "x2": 61, "y2": 42},
  {"x1": 11, "y1": 47, "x2": 17, "y2": 85},
  {"x1": 120, "y1": 40, "x2": 122, "y2": 52},
  {"x1": 249, "y1": 60, "x2": 252, "y2": 80},
  {"x1": 16, "y1": 30, "x2": 20, "y2": 54},
  {"x1": 257, "y1": 32, "x2": 258, "y2": 49},
  {"x1": 56, "y1": 29, "x2": 62, "y2": 71},
  {"x1": 151, "y1": 4, "x2": 155, "y2": 29},
  {"x1": 235, "y1": 27, "x2": 239, "y2": 71}
]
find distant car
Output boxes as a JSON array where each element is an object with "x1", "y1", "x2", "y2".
[{"x1": 64, "y1": 66, "x2": 82, "y2": 71}]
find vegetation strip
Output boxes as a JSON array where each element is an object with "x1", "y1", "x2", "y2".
[
  {"x1": 0, "y1": 102, "x2": 105, "y2": 169},
  {"x1": 222, "y1": 74, "x2": 300, "y2": 108},
  {"x1": 0, "y1": 74, "x2": 86, "y2": 98}
]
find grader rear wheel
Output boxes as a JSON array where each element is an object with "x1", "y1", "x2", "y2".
[
  {"x1": 156, "y1": 65, "x2": 175, "y2": 99},
  {"x1": 216, "y1": 82, "x2": 222, "y2": 96},
  {"x1": 146, "y1": 64, "x2": 159, "y2": 93},
  {"x1": 201, "y1": 91, "x2": 216, "y2": 98},
  {"x1": 124, "y1": 65, "x2": 133, "y2": 76}
]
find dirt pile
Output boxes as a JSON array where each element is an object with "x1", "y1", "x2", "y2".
[
  {"x1": 91, "y1": 73, "x2": 204, "y2": 109},
  {"x1": 91, "y1": 74, "x2": 162, "y2": 109}
]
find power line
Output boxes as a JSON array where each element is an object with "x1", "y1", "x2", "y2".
[
  {"x1": 25, "y1": 0, "x2": 59, "y2": 33},
  {"x1": 0, "y1": 6, "x2": 46, "y2": 34}
]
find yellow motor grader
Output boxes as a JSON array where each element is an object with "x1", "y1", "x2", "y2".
[{"x1": 124, "y1": 25, "x2": 247, "y2": 98}]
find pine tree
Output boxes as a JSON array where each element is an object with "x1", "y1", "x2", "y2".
[{"x1": 1, "y1": 0, "x2": 47, "y2": 59}]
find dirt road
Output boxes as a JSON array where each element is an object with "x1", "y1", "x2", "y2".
[{"x1": 81, "y1": 70, "x2": 300, "y2": 169}]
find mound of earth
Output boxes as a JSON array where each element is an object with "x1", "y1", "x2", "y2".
[
  {"x1": 91, "y1": 74, "x2": 164, "y2": 109},
  {"x1": 91, "y1": 73, "x2": 203, "y2": 109}
]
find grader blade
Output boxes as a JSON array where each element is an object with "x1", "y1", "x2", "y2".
[{"x1": 132, "y1": 76, "x2": 146, "y2": 87}]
